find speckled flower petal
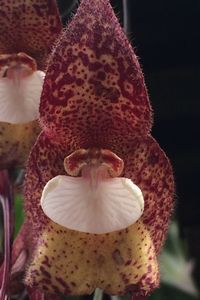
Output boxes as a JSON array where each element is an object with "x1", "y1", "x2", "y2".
[
  {"x1": 0, "y1": 70, "x2": 45, "y2": 123},
  {"x1": 41, "y1": 175, "x2": 144, "y2": 234},
  {"x1": 23, "y1": 0, "x2": 174, "y2": 296},
  {"x1": 0, "y1": 0, "x2": 62, "y2": 70},
  {"x1": 24, "y1": 123, "x2": 174, "y2": 297},
  {"x1": 25, "y1": 220, "x2": 159, "y2": 297},
  {"x1": 0, "y1": 120, "x2": 40, "y2": 169},
  {"x1": 40, "y1": 0, "x2": 152, "y2": 143},
  {"x1": 123, "y1": 135, "x2": 174, "y2": 253},
  {"x1": 24, "y1": 133, "x2": 161, "y2": 297},
  {"x1": 24, "y1": 132, "x2": 74, "y2": 233}
]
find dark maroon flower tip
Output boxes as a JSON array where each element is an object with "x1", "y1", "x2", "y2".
[
  {"x1": 40, "y1": 0, "x2": 152, "y2": 146},
  {"x1": 27, "y1": 287, "x2": 45, "y2": 300},
  {"x1": 27, "y1": 287, "x2": 61, "y2": 300}
]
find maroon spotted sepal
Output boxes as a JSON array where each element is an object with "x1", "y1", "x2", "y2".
[
  {"x1": 40, "y1": 0, "x2": 152, "y2": 147},
  {"x1": 0, "y1": 0, "x2": 62, "y2": 70}
]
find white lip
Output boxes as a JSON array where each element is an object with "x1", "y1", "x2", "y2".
[
  {"x1": 40, "y1": 175, "x2": 144, "y2": 234},
  {"x1": 0, "y1": 70, "x2": 45, "y2": 124}
]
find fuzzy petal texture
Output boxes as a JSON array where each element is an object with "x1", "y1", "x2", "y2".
[
  {"x1": 41, "y1": 175, "x2": 144, "y2": 234},
  {"x1": 0, "y1": 0, "x2": 62, "y2": 168},
  {"x1": 25, "y1": 221, "x2": 159, "y2": 296},
  {"x1": 40, "y1": 0, "x2": 152, "y2": 145},
  {"x1": 0, "y1": 71, "x2": 45, "y2": 124},
  {"x1": 24, "y1": 133, "x2": 173, "y2": 297},
  {"x1": 0, "y1": 0, "x2": 62, "y2": 70},
  {"x1": 123, "y1": 136, "x2": 174, "y2": 254},
  {"x1": 24, "y1": 0, "x2": 174, "y2": 297},
  {"x1": 24, "y1": 132, "x2": 73, "y2": 234}
]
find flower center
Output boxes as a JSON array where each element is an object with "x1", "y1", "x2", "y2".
[
  {"x1": 0, "y1": 52, "x2": 37, "y2": 79},
  {"x1": 0, "y1": 52, "x2": 45, "y2": 124},
  {"x1": 64, "y1": 148, "x2": 124, "y2": 176},
  {"x1": 41, "y1": 148, "x2": 144, "y2": 234}
]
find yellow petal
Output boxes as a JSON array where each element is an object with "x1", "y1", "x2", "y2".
[
  {"x1": 25, "y1": 220, "x2": 159, "y2": 296},
  {"x1": 0, "y1": 121, "x2": 40, "y2": 169}
]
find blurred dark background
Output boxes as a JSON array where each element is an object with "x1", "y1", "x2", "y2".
[{"x1": 57, "y1": 0, "x2": 200, "y2": 296}]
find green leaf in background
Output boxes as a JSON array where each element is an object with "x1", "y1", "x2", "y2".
[
  {"x1": 159, "y1": 222, "x2": 198, "y2": 298},
  {"x1": 149, "y1": 284, "x2": 198, "y2": 300},
  {"x1": 14, "y1": 193, "x2": 24, "y2": 237}
]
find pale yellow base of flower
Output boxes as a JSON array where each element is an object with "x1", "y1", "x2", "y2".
[
  {"x1": 26, "y1": 220, "x2": 159, "y2": 296},
  {"x1": 0, "y1": 120, "x2": 40, "y2": 169}
]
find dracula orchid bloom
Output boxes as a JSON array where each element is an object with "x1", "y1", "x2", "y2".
[
  {"x1": 7, "y1": 0, "x2": 174, "y2": 298},
  {"x1": 0, "y1": 0, "x2": 61, "y2": 169}
]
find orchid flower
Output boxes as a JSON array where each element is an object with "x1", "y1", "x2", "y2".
[
  {"x1": 0, "y1": 0, "x2": 62, "y2": 169},
  {"x1": 0, "y1": 0, "x2": 62, "y2": 298},
  {"x1": 4, "y1": 0, "x2": 174, "y2": 298}
]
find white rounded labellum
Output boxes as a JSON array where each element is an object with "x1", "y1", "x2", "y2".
[
  {"x1": 0, "y1": 70, "x2": 45, "y2": 124},
  {"x1": 40, "y1": 175, "x2": 144, "y2": 234}
]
